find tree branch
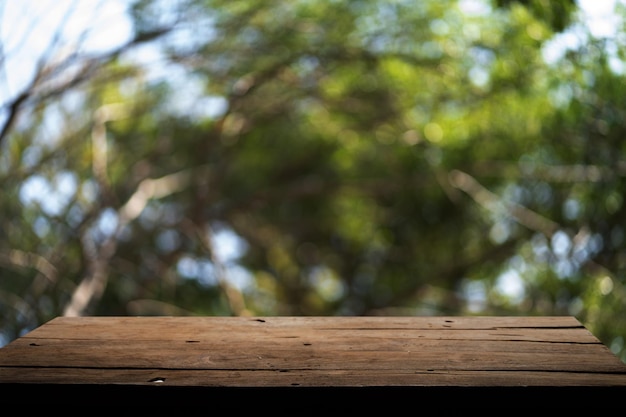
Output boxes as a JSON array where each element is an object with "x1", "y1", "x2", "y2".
[
  {"x1": 448, "y1": 169, "x2": 560, "y2": 238},
  {"x1": 0, "y1": 21, "x2": 170, "y2": 147},
  {"x1": 63, "y1": 166, "x2": 204, "y2": 317}
]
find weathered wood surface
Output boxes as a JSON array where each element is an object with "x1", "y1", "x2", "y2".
[{"x1": 1, "y1": 316, "x2": 625, "y2": 406}]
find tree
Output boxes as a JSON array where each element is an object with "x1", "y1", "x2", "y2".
[{"x1": 1, "y1": 0, "x2": 625, "y2": 363}]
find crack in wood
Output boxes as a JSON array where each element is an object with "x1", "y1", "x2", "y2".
[{"x1": 3, "y1": 364, "x2": 625, "y2": 374}]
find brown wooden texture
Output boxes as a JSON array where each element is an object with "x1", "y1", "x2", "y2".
[
  {"x1": 1, "y1": 316, "x2": 625, "y2": 406},
  {"x1": 1, "y1": 316, "x2": 625, "y2": 386}
]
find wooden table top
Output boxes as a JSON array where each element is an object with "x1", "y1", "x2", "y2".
[{"x1": 1, "y1": 316, "x2": 625, "y2": 406}]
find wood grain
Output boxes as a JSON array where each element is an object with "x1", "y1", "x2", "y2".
[{"x1": 1, "y1": 316, "x2": 625, "y2": 406}]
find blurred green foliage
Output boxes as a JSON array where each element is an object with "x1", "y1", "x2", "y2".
[{"x1": 1, "y1": 0, "x2": 625, "y2": 363}]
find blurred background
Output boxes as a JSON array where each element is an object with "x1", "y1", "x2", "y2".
[{"x1": 1, "y1": 0, "x2": 625, "y2": 364}]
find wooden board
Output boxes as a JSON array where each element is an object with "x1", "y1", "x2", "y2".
[{"x1": 1, "y1": 316, "x2": 625, "y2": 407}]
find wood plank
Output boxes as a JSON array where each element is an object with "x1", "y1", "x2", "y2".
[
  {"x1": 1, "y1": 338, "x2": 621, "y2": 372},
  {"x1": 1, "y1": 367, "x2": 625, "y2": 387},
  {"x1": 1, "y1": 316, "x2": 625, "y2": 406}
]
